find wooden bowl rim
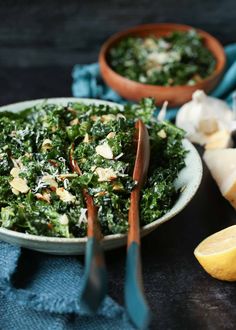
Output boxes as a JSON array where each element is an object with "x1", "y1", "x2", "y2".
[{"x1": 99, "y1": 23, "x2": 226, "y2": 91}]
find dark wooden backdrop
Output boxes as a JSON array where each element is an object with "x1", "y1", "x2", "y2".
[
  {"x1": 0, "y1": 0, "x2": 236, "y2": 105},
  {"x1": 1, "y1": 2, "x2": 236, "y2": 329}
]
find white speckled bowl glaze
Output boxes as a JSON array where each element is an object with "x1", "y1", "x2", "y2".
[{"x1": 0, "y1": 98, "x2": 203, "y2": 255}]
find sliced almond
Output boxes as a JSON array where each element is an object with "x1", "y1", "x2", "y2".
[
  {"x1": 112, "y1": 183, "x2": 124, "y2": 191},
  {"x1": 41, "y1": 139, "x2": 53, "y2": 151},
  {"x1": 95, "y1": 142, "x2": 113, "y2": 159},
  {"x1": 83, "y1": 133, "x2": 90, "y2": 143},
  {"x1": 24, "y1": 152, "x2": 33, "y2": 159},
  {"x1": 57, "y1": 173, "x2": 78, "y2": 179},
  {"x1": 10, "y1": 167, "x2": 21, "y2": 178},
  {"x1": 51, "y1": 126, "x2": 57, "y2": 132},
  {"x1": 90, "y1": 115, "x2": 98, "y2": 122},
  {"x1": 94, "y1": 191, "x2": 107, "y2": 197},
  {"x1": 56, "y1": 187, "x2": 76, "y2": 203},
  {"x1": 95, "y1": 167, "x2": 117, "y2": 182},
  {"x1": 35, "y1": 192, "x2": 51, "y2": 203},
  {"x1": 70, "y1": 118, "x2": 79, "y2": 126},
  {"x1": 10, "y1": 130, "x2": 17, "y2": 137},
  {"x1": 106, "y1": 132, "x2": 116, "y2": 139},
  {"x1": 11, "y1": 188, "x2": 20, "y2": 195},
  {"x1": 157, "y1": 129, "x2": 167, "y2": 139},
  {"x1": 10, "y1": 177, "x2": 30, "y2": 194},
  {"x1": 41, "y1": 175, "x2": 58, "y2": 188},
  {"x1": 91, "y1": 165, "x2": 97, "y2": 172},
  {"x1": 101, "y1": 114, "x2": 116, "y2": 123},
  {"x1": 11, "y1": 157, "x2": 24, "y2": 169}
]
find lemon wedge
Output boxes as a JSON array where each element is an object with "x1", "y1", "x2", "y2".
[{"x1": 194, "y1": 225, "x2": 236, "y2": 281}]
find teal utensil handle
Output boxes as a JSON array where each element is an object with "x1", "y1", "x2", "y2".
[
  {"x1": 125, "y1": 242, "x2": 151, "y2": 329},
  {"x1": 80, "y1": 237, "x2": 107, "y2": 314}
]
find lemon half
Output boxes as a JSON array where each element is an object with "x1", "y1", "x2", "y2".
[{"x1": 194, "y1": 225, "x2": 236, "y2": 281}]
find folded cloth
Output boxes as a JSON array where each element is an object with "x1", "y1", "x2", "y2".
[
  {"x1": 0, "y1": 242, "x2": 133, "y2": 330},
  {"x1": 72, "y1": 44, "x2": 236, "y2": 120}
]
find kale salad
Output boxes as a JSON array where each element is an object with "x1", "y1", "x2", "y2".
[
  {"x1": 0, "y1": 99, "x2": 186, "y2": 238},
  {"x1": 108, "y1": 30, "x2": 216, "y2": 86}
]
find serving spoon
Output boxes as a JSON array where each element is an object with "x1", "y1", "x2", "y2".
[
  {"x1": 125, "y1": 119, "x2": 151, "y2": 329},
  {"x1": 70, "y1": 145, "x2": 107, "y2": 314}
]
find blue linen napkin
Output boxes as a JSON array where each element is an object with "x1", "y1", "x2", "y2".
[
  {"x1": 0, "y1": 241, "x2": 134, "y2": 329},
  {"x1": 72, "y1": 44, "x2": 236, "y2": 120}
]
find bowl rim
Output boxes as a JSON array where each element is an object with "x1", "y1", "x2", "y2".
[
  {"x1": 0, "y1": 97, "x2": 203, "y2": 245},
  {"x1": 99, "y1": 22, "x2": 226, "y2": 91}
]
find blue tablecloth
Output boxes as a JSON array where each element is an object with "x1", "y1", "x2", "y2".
[{"x1": 1, "y1": 43, "x2": 236, "y2": 330}]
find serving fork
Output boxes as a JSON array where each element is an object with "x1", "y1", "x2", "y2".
[
  {"x1": 70, "y1": 145, "x2": 107, "y2": 314},
  {"x1": 70, "y1": 119, "x2": 151, "y2": 328},
  {"x1": 125, "y1": 119, "x2": 151, "y2": 329}
]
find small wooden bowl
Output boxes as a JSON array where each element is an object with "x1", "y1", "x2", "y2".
[{"x1": 99, "y1": 23, "x2": 226, "y2": 107}]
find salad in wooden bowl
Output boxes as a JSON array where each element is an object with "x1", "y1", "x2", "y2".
[{"x1": 99, "y1": 23, "x2": 225, "y2": 106}]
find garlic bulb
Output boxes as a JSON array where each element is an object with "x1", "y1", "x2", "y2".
[{"x1": 176, "y1": 90, "x2": 234, "y2": 148}]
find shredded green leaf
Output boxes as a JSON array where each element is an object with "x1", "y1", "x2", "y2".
[
  {"x1": 108, "y1": 30, "x2": 216, "y2": 86},
  {"x1": 0, "y1": 99, "x2": 186, "y2": 237}
]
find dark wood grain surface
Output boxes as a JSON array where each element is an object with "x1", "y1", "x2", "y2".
[{"x1": 1, "y1": 1, "x2": 236, "y2": 329}]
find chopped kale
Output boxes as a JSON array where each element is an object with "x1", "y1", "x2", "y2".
[
  {"x1": 0, "y1": 98, "x2": 186, "y2": 237},
  {"x1": 108, "y1": 30, "x2": 216, "y2": 86}
]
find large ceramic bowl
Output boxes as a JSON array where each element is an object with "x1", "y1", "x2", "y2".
[
  {"x1": 0, "y1": 98, "x2": 203, "y2": 255},
  {"x1": 99, "y1": 23, "x2": 226, "y2": 107}
]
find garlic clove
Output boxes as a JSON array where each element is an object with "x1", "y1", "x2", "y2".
[
  {"x1": 198, "y1": 118, "x2": 219, "y2": 135},
  {"x1": 203, "y1": 149, "x2": 236, "y2": 208},
  {"x1": 176, "y1": 90, "x2": 234, "y2": 146}
]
